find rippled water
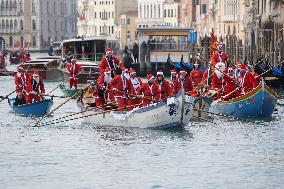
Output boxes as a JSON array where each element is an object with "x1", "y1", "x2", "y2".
[{"x1": 1, "y1": 55, "x2": 284, "y2": 189}]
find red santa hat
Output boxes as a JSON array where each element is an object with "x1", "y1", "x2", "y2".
[
  {"x1": 180, "y1": 69, "x2": 187, "y2": 74},
  {"x1": 104, "y1": 67, "x2": 111, "y2": 74},
  {"x1": 228, "y1": 67, "x2": 234, "y2": 71},
  {"x1": 71, "y1": 58, "x2": 76, "y2": 63},
  {"x1": 120, "y1": 66, "x2": 128, "y2": 72},
  {"x1": 147, "y1": 74, "x2": 155, "y2": 81},
  {"x1": 33, "y1": 69, "x2": 40, "y2": 76},
  {"x1": 17, "y1": 65, "x2": 25, "y2": 71},
  {"x1": 157, "y1": 70, "x2": 164, "y2": 76},
  {"x1": 238, "y1": 64, "x2": 247, "y2": 70},
  {"x1": 129, "y1": 68, "x2": 136, "y2": 74},
  {"x1": 170, "y1": 70, "x2": 176, "y2": 74},
  {"x1": 105, "y1": 48, "x2": 112, "y2": 54}
]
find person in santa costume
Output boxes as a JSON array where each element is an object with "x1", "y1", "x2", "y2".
[
  {"x1": 137, "y1": 74, "x2": 156, "y2": 106},
  {"x1": 211, "y1": 44, "x2": 229, "y2": 67},
  {"x1": 175, "y1": 69, "x2": 193, "y2": 95},
  {"x1": 190, "y1": 62, "x2": 203, "y2": 88},
  {"x1": 0, "y1": 51, "x2": 6, "y2": 66},
  {"x1": 169, "y1": 69, "x2": 178, "y2": 94},
  {"x1": 238, "y1": 64, "x2": 254, "y2": 93},
  {"x1": 26, "y1": 70, "x2": 45, "y2": 103},
  {"x1": 110, "y1": 67, "x2": 131, "y2": 111},
  {"x1": 202, "y1": 63, "x2": 214, "y2": 87},
  {"x1": 99, "y1": 48, "x2": 122, "y2": 78},
  {"x1": 152, "y1": 70, "x2": 173, "y2": 100},
  {"x1": 222, "y1": 67, "x2": 241, "y2": 100},
  {"x1": 97, "y1": 67, "x2": 114, "y2": 103},
  {"x1": 67, "y1": 58, "x2": 83, "y2": 89},
  {"x1": 247, "y1": 64, "x2": 261, "y2": 88},
  {"x1": 212, "y1": 62, "x2": 226, "y2": 99},
  {"x1": 128, "y1": 68, "x2": 143, "y2": 110},
  {"x1": 15, "y1": 66, "x2": 30, "y2": 97}
]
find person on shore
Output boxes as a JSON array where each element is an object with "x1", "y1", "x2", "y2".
[
  {"x1": 99, "y1": 48, "x2": 122, "y2": 78},
  {"x1": 26, "y1": 70, "x2": 45, "y2": 103},
  {"x1": 67, "y1": 58, "x2": 83, "y2": 89}
]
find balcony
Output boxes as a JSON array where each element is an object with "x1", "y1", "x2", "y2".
[
  {"x1": 222, "y1": 15, "x2": 236, "y2": 22},
  {"x1": 0, "y1": 11, "x2": 18, "y2": 16}
]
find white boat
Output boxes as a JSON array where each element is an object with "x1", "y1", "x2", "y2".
[{"x1": 77, "y1": 94, "x2": 197, "y2": 129}]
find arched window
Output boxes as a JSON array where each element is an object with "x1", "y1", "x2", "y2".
[
  {"x1": 0, "y1": 20, "x2": 1, "y2": 29},
  {"x1": 2, "y1": 20, "x2": 5, "y2": 29},
  {"x1": 14, "y1": 19, "x2": 17, "y2": 29},
  {"x1": 31, "y1": 0, "x2": 35, "y2": 13},
  {"x1": 6, "y1": 19, "x2": 9, "y2": 29},
  {"x1": 13, "y1": 0, "x2": 16, "y2": 10},
  {"x1": 1, "y1": 1, "x2": 4, "y2": 11},
  {"x1": 32, "y1": 19, "x2": 36, "y2": 30},
  {"x1": 9, "y1": 36, "x2": 13, "y2": 47},
  {"x1": 19, "y1": 0, "x2": 23, "y2": 12},
  {"x1": 32, "y1": 36, "x2": 36, "y2": 47},
  {"x1": 5, "y1": 0, "x2": 8, "y2": 10},
  {"x1": 9, "y1": 0, "x2": 12, "y2": 10},
  {"x1": 20, "y1": 36, "x2": 24, "y2": 47},
  {"x1": 10, "y1": 19, "x2": 13, "y2": 29},
  {"x1": 20, "y1": 19, "x2": 23, "y2": 30}
]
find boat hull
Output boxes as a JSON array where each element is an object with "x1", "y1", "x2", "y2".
[
  {"x1": 210, "y1": 82, "x2": 278, "y2": 118},
  {"x1": 78, "y1": 95, "x2": 196, "y2": 129},
  {"x1": 10, "y1": 99, "x2": 53, "y2": 117},
  {"x1": 61, "y1": 86, "x2": 81, "y2": 98}
]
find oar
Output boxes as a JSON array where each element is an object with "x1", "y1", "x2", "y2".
[
  {"x1": 34, "y1": 84, "x2": 89, "y2": 126},
  {"x1": 253, "y1": 50, "x2": 276, "y2": 68},
  {"x1": 0, "y1": 89, "x2": 16, "y2": 103},
  {"x1": 39, "y1": 101, "x2": 116, "y2": 125},
  {"x1": 256, "y1": 60, "x2": 284, "y2": 78}
]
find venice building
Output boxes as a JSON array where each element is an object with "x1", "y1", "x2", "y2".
[{"x1": 0, "y1": 0, "x2": 77, "y2": 51}]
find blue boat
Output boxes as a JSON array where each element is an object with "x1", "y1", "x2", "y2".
[
  {"x1": 272, "y1": 67, "x2": 284, "y2": 78},
  {"x1": 210, "y1": 80, "x2": 279, "y2": 118},
  {"x1": 9, "y1": 98, "x2": 53, "y2": 117}
]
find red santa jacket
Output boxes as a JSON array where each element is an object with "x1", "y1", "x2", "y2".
[
  {"x1": 223, "y1": 75, "x2": 241, "y2": 100},
  {"x1": 152, "y1": 79, "x2": 174, "y2": 100},
  {"x1": 239, "y1": 71, "x2": 254, "y2": 93},
  {"x1": 137, "y1": 82, "x2": 158, "y2": 105},
  {"x1": 211, "y1": 51, "x2": 229, "y2": 67},
  {"x1": 15, "y1": 72, "x2": 30, "y2": 93},
  {"x1": 202, "y1": 68, "x2": 214, "y2": 86},
  {"x1": 175, "y1": 76, "x2": 193, "y2": 95},
  {"x1": 252, "y1": 73, "x2": 261, "y2": 88},
  {"x1": 211, "y1": 73, "x2": 225, "y2": 90},
  {"x1": 97, "y1": 74, "x2": 114, "y2": 101},
  {"x1": 67, "y1": 63, "x2": 83, "y2": 79},
  {"x1": 110, "y1": 74, "x2": 131, "y2": 98},
  {"x1": 129, "y1": 77, "x2": 143, "y2": 95},
  {"x1": 0, "y1": 54, "x2": 5, "y2": 65},
  {"x1": 99, "y1": 56, "x2": 121, "y2": 75},
  {"x1": 27, "y1": 76, "x2": 45, "y2": 94},
  {"x1": 190, "y1": 69, "x2": 203, "y2": 86}
]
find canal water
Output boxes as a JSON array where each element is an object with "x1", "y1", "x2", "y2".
[{"x1": 0, "y1": 53, "x2": 284, "y2": 189}]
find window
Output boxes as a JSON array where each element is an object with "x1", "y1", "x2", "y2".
[
  {"x1": 201, "y1": 4, "x2": 207, "y2": 14},
  {"x1": 2, "y1": 20, "x2": 5, "y2": 29},
  {"x1": 47, "y1": 1, "x2": 49, "y2": 13},
  {"x1": 164, "y1": 9, "x2": 166, "y2": 17},
  {"x1": 20, "y1": 36, "x2": 24, "y2": 47},
  {"x1": 127, "y1": 18, "x2": 130, "y2": 25},
  {"x1": 19, "y1": 0, "x2": 23, "y2": 12},
  {"x1": 48, "y1": 20, "x2": 50, "y2": 31},
  {"x1": 20, "y1": 19, "x2": 23, "y2": 30},
  {"x1": 32, "y1": 36, "x2": 36, "y2": 47},
  {"x1": 32, "y1": 0, "x2": 35, "y2": 13},
  {"x1": 32, "y1": 19, "x2": 36, "y2": 30},
  {"x1": 14, "y1": 19, "x2": 17, "y2": 29},
  {"x1": 112, "y1": 26, "x2": 114, "y2": 34},
  {"x1": 6, "y1": 20, "x2": 9, "y2": 29},
  {"x1": 10, "y1": 19, "x2": 13, "y2": 29},
  {"x1": 9, "y1": 36, "x2": 13, "y2": 47},
  {"x1": 54, "y1": 20, "x2": 57, "y2": 32},
  {"x1": 0, "y1": 1, "x2": 4, "y2": 11},
  {"x1": 54, "y1": 1, "x2": 56, "y2": 14}
]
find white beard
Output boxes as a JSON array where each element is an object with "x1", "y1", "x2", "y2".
[
  {"x1": 34, "y1": 77, "x2": 39, "y2": 83},
  {"x1": 104, "y1": 74, "x2": 112, "y2": 84},
  {"x1": 123, "y1": 73, "x2": 130, "y2": 79},
  {"x1": 215, "y1": 62, "x2": 225, "y2": 79},
  {"x1": 17, "y1": 73, "x2": 21, "y2": 77}
]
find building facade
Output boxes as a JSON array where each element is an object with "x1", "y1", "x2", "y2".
[
  {"x1": 0, "y1": 0, "x2": 77, "y2": 51},
  {"x1": 179, "y1": 0, "x2": 195, "y2": 28}
]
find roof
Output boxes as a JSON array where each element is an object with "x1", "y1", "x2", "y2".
[{"x1": 62, "y1": 36, "x2": 119, "y2": 43}]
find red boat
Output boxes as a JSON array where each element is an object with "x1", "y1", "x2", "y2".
[{"x1": 9, "y1": 51, "x2": 23, "y2": 64}]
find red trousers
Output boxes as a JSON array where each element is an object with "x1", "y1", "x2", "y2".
[
  {"x1": 27, "y1": 94, "x2": 41, "y2": 103},
  {"x1": 116, "y1": 97, "x2": 128, "y2": 112},
  {"x1": 128, "y1": 98, "x2": 141, "y2": 110},
  {"x1": 95, "y1": 98, "x2": 105, "y2": 107},
  {"x1": 70, "y1": 78, "x2": 78, "y2": 89}
]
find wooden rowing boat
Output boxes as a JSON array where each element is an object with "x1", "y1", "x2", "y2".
[
  {"x1": 210, "y1": 80, "x2": 278, "y2": 118},
  {"x1": 60, "y1": 85, "x2": 81, "y2": 98}
]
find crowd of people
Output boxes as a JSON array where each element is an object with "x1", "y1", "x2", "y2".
[{"x1": 85, "y1": 45, "x2": 262, "y2": 112}]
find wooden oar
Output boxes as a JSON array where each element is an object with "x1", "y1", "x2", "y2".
[
  {"x1": 34, "y1": 84, "x2": 89, "y2": 126},
  {"x1": 253, "y1": 50, "x2": 275, "y2": 68},
  {"x1": 0, "y1": 89, "x2": 16, "y2": 103}
]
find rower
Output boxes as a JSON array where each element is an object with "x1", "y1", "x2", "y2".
[
  {"x1": 153, "y1": 70, "x2": 173, "y2": 100},
  {"x1": 137, "y1": 74, "x2": 156, "y2": 106},
  {"x1": 67, "y1": 58, "x2": 83, "y2": 89},
  {"x1": 110, "y1": 67, "x2": 131, "y2": 112},
  {"x1": 175, "y1": 69, "x2": 193, "y2": 95},
  {"x1": 169, "y1": 69, "x2": 178, "y2": 94},
  {"x1": 211, "y1": 44, "x2": 229, "y2": 68},
  {"x1": 222, "y1": 67, "x2": 241, "y2": 100},
  {"x1": 99, "y1": 48, "x2": 122, "y2": 78},
  {"x1": 238, "y1": 64, "x2": 254, "y2": 93},
  {"x1": 212, "y1": 62, "x2": 226, "y2": 99},
  {"x1": 128, "y1": 68, "x2": 143, "y2": 110},
  {"x1": 97, "y1": 67, "x2": 114, "y2": 103},
  {"x1": 15, "y1": 66, "x2": 29, "y2": 100},
  {"x1": 190, "y1": 61, "x2": 203, "y2": 88},
  {"x1": 26, "y1": 70, "x2": 45, "y2": 103},
  {"x1": 13, "y1": 92, "x2": 26, "y2": 106}
]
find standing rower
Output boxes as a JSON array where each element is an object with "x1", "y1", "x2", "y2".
[
  {"x1": 15, "y1": 66, "x2": 30, "y2": 99},
  {"x1": 99, "y1": 48, "x2": 122, "y2": 78},
  {"x1": 26, "y1": 70, "x2": 45, "y2": 103},
  {"x1": 190, "y1": 62, "x2": 203, "y2": 88},
  {"x1": 137, "y1": 74, "x2": 156, "y2": 106},
  {"x1": 153, "y1": 70, "x2": 173, "y2": 100},
  {"x1": 128, "y1": 68, "x2": 143, "y2": 109},
  {"x1": 67, "y1": 58, "x2": 83, "y2": 89},
  {"x1": 211, "y1": 44, "x2": 229, "y2": 67}
]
